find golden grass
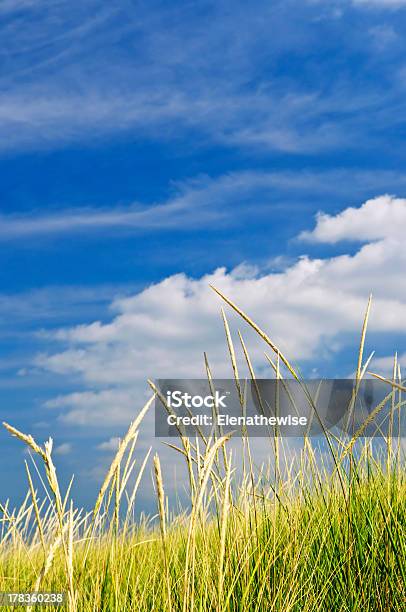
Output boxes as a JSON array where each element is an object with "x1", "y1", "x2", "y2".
[{"x1": 0, "y1": 292, "x2": 405, "y2": 611}]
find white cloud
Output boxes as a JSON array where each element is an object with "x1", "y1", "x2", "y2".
[
  {"x1": 353, "y1": 0, "x2": 406, "y2": 7},
  {"x1": 0, "y1": 200, "x2": 205, "y2": 240},
  {"x1": 368, "y1": 25, "x2": 399, "y2": 49},
  {"x1": 300, "y1": 195, "x2": 406, "y2": 243},
  {"x1": 370, "y1": 352, "x2": 406, "y2": 375},
  {"x1": 0, "y1": 0, "x2": 44, "y2": 13},
  {"x1": 45, "y1": 389, "x2": 145, "y2": 425},
  {"x1": 0, "y1": 1, "x2": 402, "y2": 155},
  {"x1": 0, "y1": 87, "x2": 356, "y2": 155},
  {"x1": 0, "y1": 285, "x2": 128, "y2": 323},
  {"x1": 0, "y1": 172, "x2": 258, "y2": 239},
  {"x1": 3, "y1": 171, "x2": 406, "y2": 241},
  {"x1": 36, "y1": 195, "x2": 406, "y2": 425},
  {"x1": 97, "y1": 437, "x2": 120, "y2": 451},
  {"x1": 54, "y1": 442, "x2": 72, "y2": 455}
]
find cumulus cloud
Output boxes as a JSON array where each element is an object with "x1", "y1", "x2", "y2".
[
  {"x1": 54, "y1": 442, "x2": 72, "y2": 456},
  {"x1": 370, "y1": 352, "x2": 406, "y2": 374},
  {"x1": 45, "y1": 390, "x2": 146, "y2": 425},
  {"x1": 97, "y1": 437, "x2": 121, "y2": 451},
  {"x1": 36, "y1": 195, "x2": 406, "y2": 426},
  {"x1": 300, "y1": 195, "x2": 406, "y2": 243}
]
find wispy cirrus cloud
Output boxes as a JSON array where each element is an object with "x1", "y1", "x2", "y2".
[
  {"x1": 0, "y1": 174, "x2": 239, "y2": 239},
  {"x1": 0, "y1": 0, "x2": 47, "y2": 14},
  {"x1": 1, "y1": 1, "x2": 405, "y2": 154},
  {"x1": 3, "y1": 169, "x2": 406, "y2": 241},
  {"x1": 0, "y1": 202, "x2": 195, "y2": 239},
  {"x1": 352, "y1": 0, "x2": 406, "y2": 7},
  {"x1": 0, "y1": 173, "x2": 234, "y2": 239},
  {"x1": 0, "y1": 285, "x2": 136, "y2": 326},
  {"x1": 0, "y1": 87, "x2": 370, "y2": 155}
]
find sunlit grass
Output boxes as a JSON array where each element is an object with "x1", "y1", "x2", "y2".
[{"x1": 0, "y1": 291, "x2": 405, "y2": 611}]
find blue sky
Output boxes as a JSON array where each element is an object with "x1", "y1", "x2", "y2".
[{"x1": 1, "y1": 0, "x2": 406, "y2": 511}]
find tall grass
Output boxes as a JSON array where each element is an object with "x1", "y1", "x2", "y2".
[{"x1": 0, "y1": 291, "x2": 405, "y2": 611}]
